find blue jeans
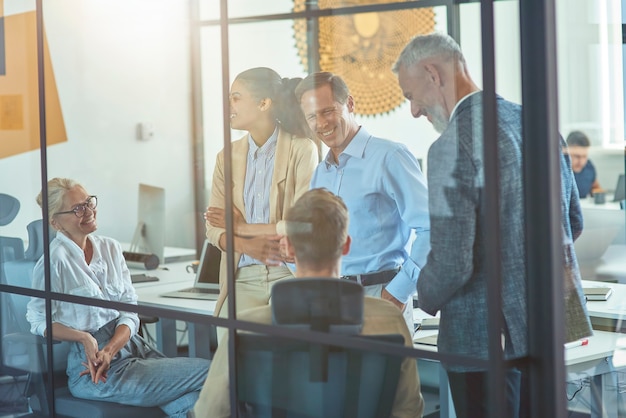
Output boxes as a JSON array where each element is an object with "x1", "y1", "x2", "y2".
[{"x1": 67, "y1": 320, "x2": 210, "y2": 417}]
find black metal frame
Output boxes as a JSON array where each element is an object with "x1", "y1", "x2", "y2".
[{"x1": 520, "y1": 1, "x2": 567, "y2": 417}]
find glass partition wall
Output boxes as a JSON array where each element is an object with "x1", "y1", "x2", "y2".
[{"x1": 1, "y1": 0, "x2": 624, "y2": 417}]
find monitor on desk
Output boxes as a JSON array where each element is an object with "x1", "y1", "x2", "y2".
[{"x1": 130, "y1": 183, "x2": 165, "y2": 263}]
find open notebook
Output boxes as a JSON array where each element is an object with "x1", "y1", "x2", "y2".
[{"x1": 160, "y1": 240, "x2": 222, "y2": 300}]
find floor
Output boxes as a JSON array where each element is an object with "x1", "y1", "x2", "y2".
[{"x1": 0, "y1": 375, "x2": 29, "y2": 417}]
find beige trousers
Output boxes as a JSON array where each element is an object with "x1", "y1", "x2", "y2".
[{"x1": 216, "y1": 264, "x2": 293, "y2": 341}]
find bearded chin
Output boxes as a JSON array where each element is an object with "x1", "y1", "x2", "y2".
[
  {"x1": 432, "y1": 117, "x2": 449, "y2": 134},
  {"x1": 428, "y1": 105, "x2": 449, "y2": 134}
]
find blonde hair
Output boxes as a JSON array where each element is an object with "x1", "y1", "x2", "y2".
[
  {"x1": 36, "y1": 177, "x2": 81, "y2": 223},
  {"x1": 285, "y1": 188, "x2": 349, "y2": 268}
]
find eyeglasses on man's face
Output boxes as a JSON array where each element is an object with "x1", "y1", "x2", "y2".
[{"x1": 54, "y1": 196, "x2": 98, "y2": 218}]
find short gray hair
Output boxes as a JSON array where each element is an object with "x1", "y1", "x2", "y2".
[{"x1": 392, "y1": 32, "x2": 464, "y2": 74}]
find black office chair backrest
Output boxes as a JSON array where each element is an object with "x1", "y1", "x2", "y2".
[
  {"x1": 3, "y1": 220, "x2": 54, "y2": 335},
  {"x1": 0, "y1": 194, "x2": 25, "y2": 283},
  {"x1": 236, "y1": 278, "x2": 404, "y2": 418},
  {"x1": 271, "y1": 278, "x2": 364, "y2": 334}
]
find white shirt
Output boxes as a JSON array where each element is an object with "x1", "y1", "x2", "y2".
[{"x1": 27, "y1": 233, "x2": 139, "y2": 337}]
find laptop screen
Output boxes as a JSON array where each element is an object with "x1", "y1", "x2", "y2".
[{"x1": 195, "y1": 240, "x2": 222, "y2": 288}]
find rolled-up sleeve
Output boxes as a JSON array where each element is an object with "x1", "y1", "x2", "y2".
[{"x1": 383, "y1": 146, "x2": 431, "y2": 303}]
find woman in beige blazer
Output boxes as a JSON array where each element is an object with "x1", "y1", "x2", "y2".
[{"x1": 205, "y1": 67, "x2": 318, "y2": 319}]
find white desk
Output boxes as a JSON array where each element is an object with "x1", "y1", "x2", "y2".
[
  {"x1": 575, "y1": 204, "x2": 625, "y2": 280},
  {"x1": 122, "y1": 243, "x2": 198, "y2": 264},
  {"x1": 132, "y1": 263, "x2": 216, "y2": 358},
  {"x1": 565, "y1": 331, "x2": 626, "y2": 418},
  {"x1": 414, "y1": 330, "x2": 626, "y2": 418},
  {"x1": 592, "y1": 245, "x2": 626, "y2": 284},
  {"x1": 580, "y1": 196, "x2": 623, "y2": 211}
]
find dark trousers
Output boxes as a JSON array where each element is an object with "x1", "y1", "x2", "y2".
[{"x1": 447, "y1": 368, "x2": 528, "y2": 418}]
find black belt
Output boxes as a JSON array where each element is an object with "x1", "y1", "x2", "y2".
[{"x1": 341, "y1": 267, "x2": 400, "y2": 286}]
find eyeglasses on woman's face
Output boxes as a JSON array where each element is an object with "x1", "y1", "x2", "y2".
[{"x1": 54, "y1": 195, "x2": 98, "y2": 218}]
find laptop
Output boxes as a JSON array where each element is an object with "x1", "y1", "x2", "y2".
[{"x1": 160, "y1": 240, "x2": 222, "y2": 300}]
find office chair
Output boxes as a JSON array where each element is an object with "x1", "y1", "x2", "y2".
[
  {"x1": 235, "y1": 278, "x2": 404, "y2": 418},
  {"x1": 0, "y1": 193, "x2": 30, "y2": 411},
  {"x1": 0, "y1": 193, "x2": 20, "y2": 226},
  {"x1": 0, "y1": 193, "x2": 25, "y2": 285},
  {"x1": 2, "y1": 219, "x2": 165, "y2": 417}
]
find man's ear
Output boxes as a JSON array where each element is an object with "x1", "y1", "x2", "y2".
[
  {"x1": 346, "y1": 95, "x2": 355, "y2": 113},
  {"x1": 424, "y1": 63, "x2": 442, "y2": 87},
  {"x1": 342, "y1": 235, "x2": 351, "y2": 256}
]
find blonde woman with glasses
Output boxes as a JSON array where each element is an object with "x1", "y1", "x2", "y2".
[{"x1": 27, "y1": 177, "x2": 210, "y2": 418}]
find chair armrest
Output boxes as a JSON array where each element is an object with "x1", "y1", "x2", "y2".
[{"x1": 4, "y1": 332, "x2": 62, "y2": 345}]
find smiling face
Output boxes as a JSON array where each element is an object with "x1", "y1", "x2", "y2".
[
  {"x1": 397, "y1": 63, "x2": 450, "y2": 133},
  {"x1": 299, "y1": 84, "x2": 359, "y2": 161},
  {"x1": 51, "y1": 186, "x2": 97, "y2": 244},
  {"x1": 228, "y1": 79, "x2": 268, "y2": 132}
]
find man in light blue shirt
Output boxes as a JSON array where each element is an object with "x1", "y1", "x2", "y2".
[{"x1": 295, "y1": 72, "x2": 430, "y2": 331}]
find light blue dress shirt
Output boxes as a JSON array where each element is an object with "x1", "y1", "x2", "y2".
[
  {"x1": 239, "y1": 128, "x2": 278, "y2": 267},
  {"x1": 310, "y1": 127, "x2": 430, "y2": 303}
]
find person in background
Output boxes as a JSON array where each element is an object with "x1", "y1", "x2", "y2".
[
  {"x1": 294, "y1": 71, "x2": 430, "y2": 334},
  {"x1": 205, "y1": 67, "x2": 318, "y2": 320},
  {"x1": 564, "y1": 130, "x2": 602, "y2": 198},
  {"x1": 27, "y1": 178, "x2": 210, "y2": 418},
  {"x1": 193, "y1": 188, "x2": 425, "y2": 418},
  {"x1": 393, "y1": 32, "x2": 590, "y2": 418}
]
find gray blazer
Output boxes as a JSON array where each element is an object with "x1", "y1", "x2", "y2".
[
  {"x1": 560, "y1": 141, "x2": 593, "y2": 342},
  {"x1": 417, "y1": 92, "x2": 591, "y2": 372}
]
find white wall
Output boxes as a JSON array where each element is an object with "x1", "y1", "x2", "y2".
[
  {"x1": 0, "y1": 0, "x2": 196, "y2": 248},
  {"x1": 556, "y1": 0, "x2": 624, "y2": 147}
]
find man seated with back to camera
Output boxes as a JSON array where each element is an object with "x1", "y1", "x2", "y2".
[{"x1": 193, "y1": 188, "x2": 424, "y2": 418}]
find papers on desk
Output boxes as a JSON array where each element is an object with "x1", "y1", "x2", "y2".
[
  {"x1": 413, "y1": 334, "x2": 438, "y2": 346},
  {"x1": 418, "y1": 317, "x2": 440, "y2": 330},
  {"x1": 583, "y1": 286, "x2": 613, "y2": 301}
]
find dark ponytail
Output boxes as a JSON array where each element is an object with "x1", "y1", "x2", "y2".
[
  {"x1": 234, "y1": 68, "x2": 309, "y2": 138},
  {"x1": 274, "y1": 77, "x2": 308, "y2": 138}
]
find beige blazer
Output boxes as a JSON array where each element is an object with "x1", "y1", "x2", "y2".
[{"x1": 206, "y1": 128, "x2": 318, "y2": 315}]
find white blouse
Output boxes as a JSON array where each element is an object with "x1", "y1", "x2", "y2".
[{"x1": 27, "y1": 232, "x2": 139, "y2": 337}]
